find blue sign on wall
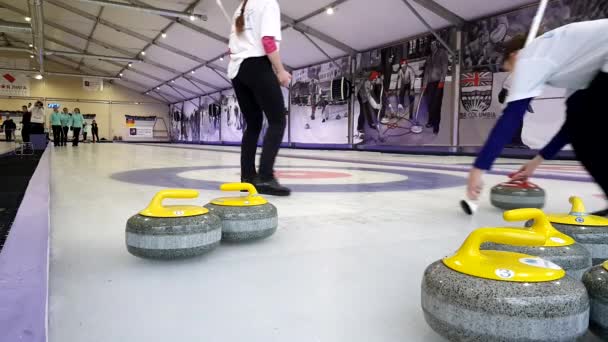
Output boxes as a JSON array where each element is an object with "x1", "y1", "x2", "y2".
[{"x1": 47, "y1": 103, "x2": 60, "y2": 109}]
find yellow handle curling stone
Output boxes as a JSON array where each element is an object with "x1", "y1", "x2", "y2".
[
  {"x1": 205, "y1": 183, "x2": 278, "y2": 242},
  {"x1": 126, "y1": 189, "x2": 221, "y2": 259},
  {"x1": 543, "y1": 196, "x2": 608, "y2": 265},
  {"x1": 421, "y1": 216, "x2": 589, "y2": 341},
  {"x1": 482, "y1": 208, "x2": 591, "y2": 279}
]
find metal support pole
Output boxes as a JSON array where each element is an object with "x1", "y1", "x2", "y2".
[
  {"x1": 451, "y1": 29, "x2": 462, "y2": 148},
  {"x1": 300, "y1": 32, "x2": 342, "y2": 70}
]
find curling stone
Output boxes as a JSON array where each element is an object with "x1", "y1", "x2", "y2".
[
  {"x1": 490, "y1": 179, "x2": 545, "y2": 210},
  {"x1": 544, "y1": 197, "x2": 608, "y2": 265},
  {"x1": 482, "y1": 209, "x2": 592, "y2": 279},
  {"x1": 126, "y1": 189, "x2": 222, "y2": 259},
  {"x1": 422, "y1": 210, "x2": 589, "y2": 341},
  {"x1": 204, "y1": 183, "x2": 277, "y2": 242},
  {"x1": 582, "y1": 261, "x2": 608, "y2": 338}
]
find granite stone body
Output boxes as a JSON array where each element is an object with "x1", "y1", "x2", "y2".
[
  {"x1": 490, "y1": 185, "x2": 545, "y2": 210},
  {"x1": 421, "y1": 261, "x2": 589, "y2": 342},
  {"x1": 126, "y1": 213, "x2": 222, "y2": 259},
  {"x1": 582, "y1": 264, "x2": 608, "y2": 338},
  {"x1": 481, "y1": 242, "x2": 592, "y2": 280},
  {"x1": 551, "y1": 223, "x2": 608, "y2": 265},
  {"x1": 204, "y1": 203, "x2": 277, "y2": 242}
]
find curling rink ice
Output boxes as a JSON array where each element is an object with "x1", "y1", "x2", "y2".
[{"x1": 48, "y1": 143, "x2": 605, "y2": 342}]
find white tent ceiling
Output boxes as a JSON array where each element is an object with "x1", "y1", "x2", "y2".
[{"x1": 0, "y1": 0, "x2": 537, "y2": 103}]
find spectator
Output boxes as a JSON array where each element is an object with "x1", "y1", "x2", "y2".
[
  {"x1": 21, "y1": 105, "x2": 31, "y2": 142},
  {"x1": 50, "y1": 107, "x2": 62, "y2": 147},
  {"x1": 60, "y1": 108, "x2": 70, "y2": 146},
  {"x1": 29, "y1": 101, "x2": 45, "y2": 134},
  {"x1": 71, "y1": 108, "x2": 84, "y2": 146},
  {"x1": 1, "y1": 115, "x2": 16, "y2": 142},
  {"x1": 83, "y1": 121, "x2": 90, "y2": 142},
  {"x1": 91, "y1": 119, "x2": 99, "y2": 143}
]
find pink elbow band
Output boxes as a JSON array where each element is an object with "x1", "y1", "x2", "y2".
[{"x1": 262, "y1": 36, "x2": 277, "y2": 54}]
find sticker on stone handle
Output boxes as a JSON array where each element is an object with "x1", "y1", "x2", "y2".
[
  {"x1": 519, "y1": 257, "x2": 562, "y2": 270},
  {"x1": 495, "y1": 269, "x2": 515, "y2": 279}
]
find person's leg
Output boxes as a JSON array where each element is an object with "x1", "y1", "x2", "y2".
[
  {"x1": 430, "y1": 85, "x2": 444, "y2": 134},
  {"x1": 247, "y1": 67, "x2": 286, "y2": 181},
  {"x1": 567, "y1": 72, "x2": 608, "y2": 207},
  {"x1": 52, "y1": 126, "x2": 60, "y2": 146},
  {"x1": 232, "y1": 74, "x2": 263, "y2": 181},
  {"x1": 356, "y1": 95, "x2": 365, "y2": 132},
  {"x1": 6, "y1": 129, "x2": 12, "y2": 141},
  {"x1": 73, "y1": 128, "x2": 81, "y2": 146},
  {"x1": 22, "y1": 125, "x2": 30, "y2": 143},
  {"x1": 62, "y1": 127, "x2": 68, "y2": 145},
  {"x1": 238, "y1": 57, "x2": 289, "y2": 195},
  {"x1": 425, "y1": 82, "x2": 438, "y2": 127}
]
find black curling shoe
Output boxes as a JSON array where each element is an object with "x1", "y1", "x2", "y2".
[{"x1": 255, "y1": 178, "x2": 291, "y2": 197}]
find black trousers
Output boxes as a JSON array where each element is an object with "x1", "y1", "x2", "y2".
[
  {"x1": 52, "y1": 125, "x2": 62, "y2": 146},
  {"x1": 30, "y1": 122, "x2": 44, "y2": 134},
  {"x1": 357, "y1": 94, "x2": 374, "y2": 132},
  {"x1": 62, "y1": 127, "x2": 69, "y2": 145},
  {"x1": 72, "y1": 127, "x2": 81, "y2": 146},
  {"x1": 4, "y1": 129, "x2": 13, "y2": 141},
  {"x1": 426, "y1": 81, "x2": 444, "y2": 133},
  {"x1": 22, "y1": 124, "x2": 30, "y2": 143},
  {"x1": 232, "y1": 56, "x2": 286, "y2": 180},
  {"x1": 92, "y1": 130, "x2": 99, "y2": 142},
  {"x1": 567, "y1": 71, "x2": 608, "y2": 197}
]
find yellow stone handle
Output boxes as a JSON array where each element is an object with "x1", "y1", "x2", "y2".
[
  {"x1": 457, "y1": 228, "x2": 546, "y2": 257},
  {"x1": 503, "y1": 208, "x2": 552, "y2": 238},
  {"x1": 220, "y1": 183, "x2": 259, "y2": 196},
  {"x1": 145, "y1": 189, "x2": 200, "y2": 212},
  {"x1": 569, "y1": 196, "x2": 586, "y2": 214}
]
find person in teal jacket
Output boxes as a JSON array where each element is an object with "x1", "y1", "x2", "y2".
[
  {"x1": 60, "y1": 108, "x2": 71, "y2": 146},
  {"x1": 71, "y1": 108, "x2": 84, "y2": 146},
  {"x1": 50, "y1": 107, "x2": 62, "y2": 147}
]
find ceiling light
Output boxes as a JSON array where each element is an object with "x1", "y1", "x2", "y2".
[
  {"x1": 25, "y1": 17, "x2": 31, "y2": 22},
  {"x1": 29, "y1": 43, "x2": 33, "y2": 48},
  {"x1": 191, "y1": 70, "x2": 195, "y2": 74},
  {"x1": 189, "y1": 15, "x2": 196, "y2": 21},
  {"x1": 326, "y1": 7, "x2": 335, "y2": 15},
  {"x1": 128, "y1": 63, "x2": 133, "y2": 68},
  {"x1": 140, "y1": 51, "x2": 146, "y2": 56},
  {"x1": 161, "y1": 32, "x2": 167, "y2": 39},
  {"x1": 30, "y1": 54, "x2": 34, "y2": 58},
  {"x1": 171, "y1": 80, "x2": 175, "y2": 83},
  {"x1": 220, "y1": 56, "x2": 224, "y2": 61},
  {"x1": 119, "y1": 73, "x2": 123, "y2": 77},
  {"x1": 34, "y1": 74, "x2": 43, "y2": 80},
  {"x1": 156, "y1": 87, "x2": 160, "y2": 90}
]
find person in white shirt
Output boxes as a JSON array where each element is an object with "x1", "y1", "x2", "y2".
[
  {"x1": 466, "y1": 19, "x2": 608, "y2": 214},
  {"x1": 228, "y1": 0, "x2": 291, "y2": 196},
  {"x1": 28, "y1": 101, "x2": 45, "y2": 134}
]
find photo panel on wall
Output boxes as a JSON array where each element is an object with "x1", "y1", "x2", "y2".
[
  {"x1": 289, "y1": 56, "x2": 351, "y2": 145},
  {"x1": 352, "y1": 30, "x2": 455, "y2": 147},
  {"x1": 202, "y1": 96, "x2": 221, "y2": 143}
]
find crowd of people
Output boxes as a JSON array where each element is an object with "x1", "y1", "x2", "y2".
[{"x1": 1, "y1": 102, "x2": 100, "y2": 145}]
